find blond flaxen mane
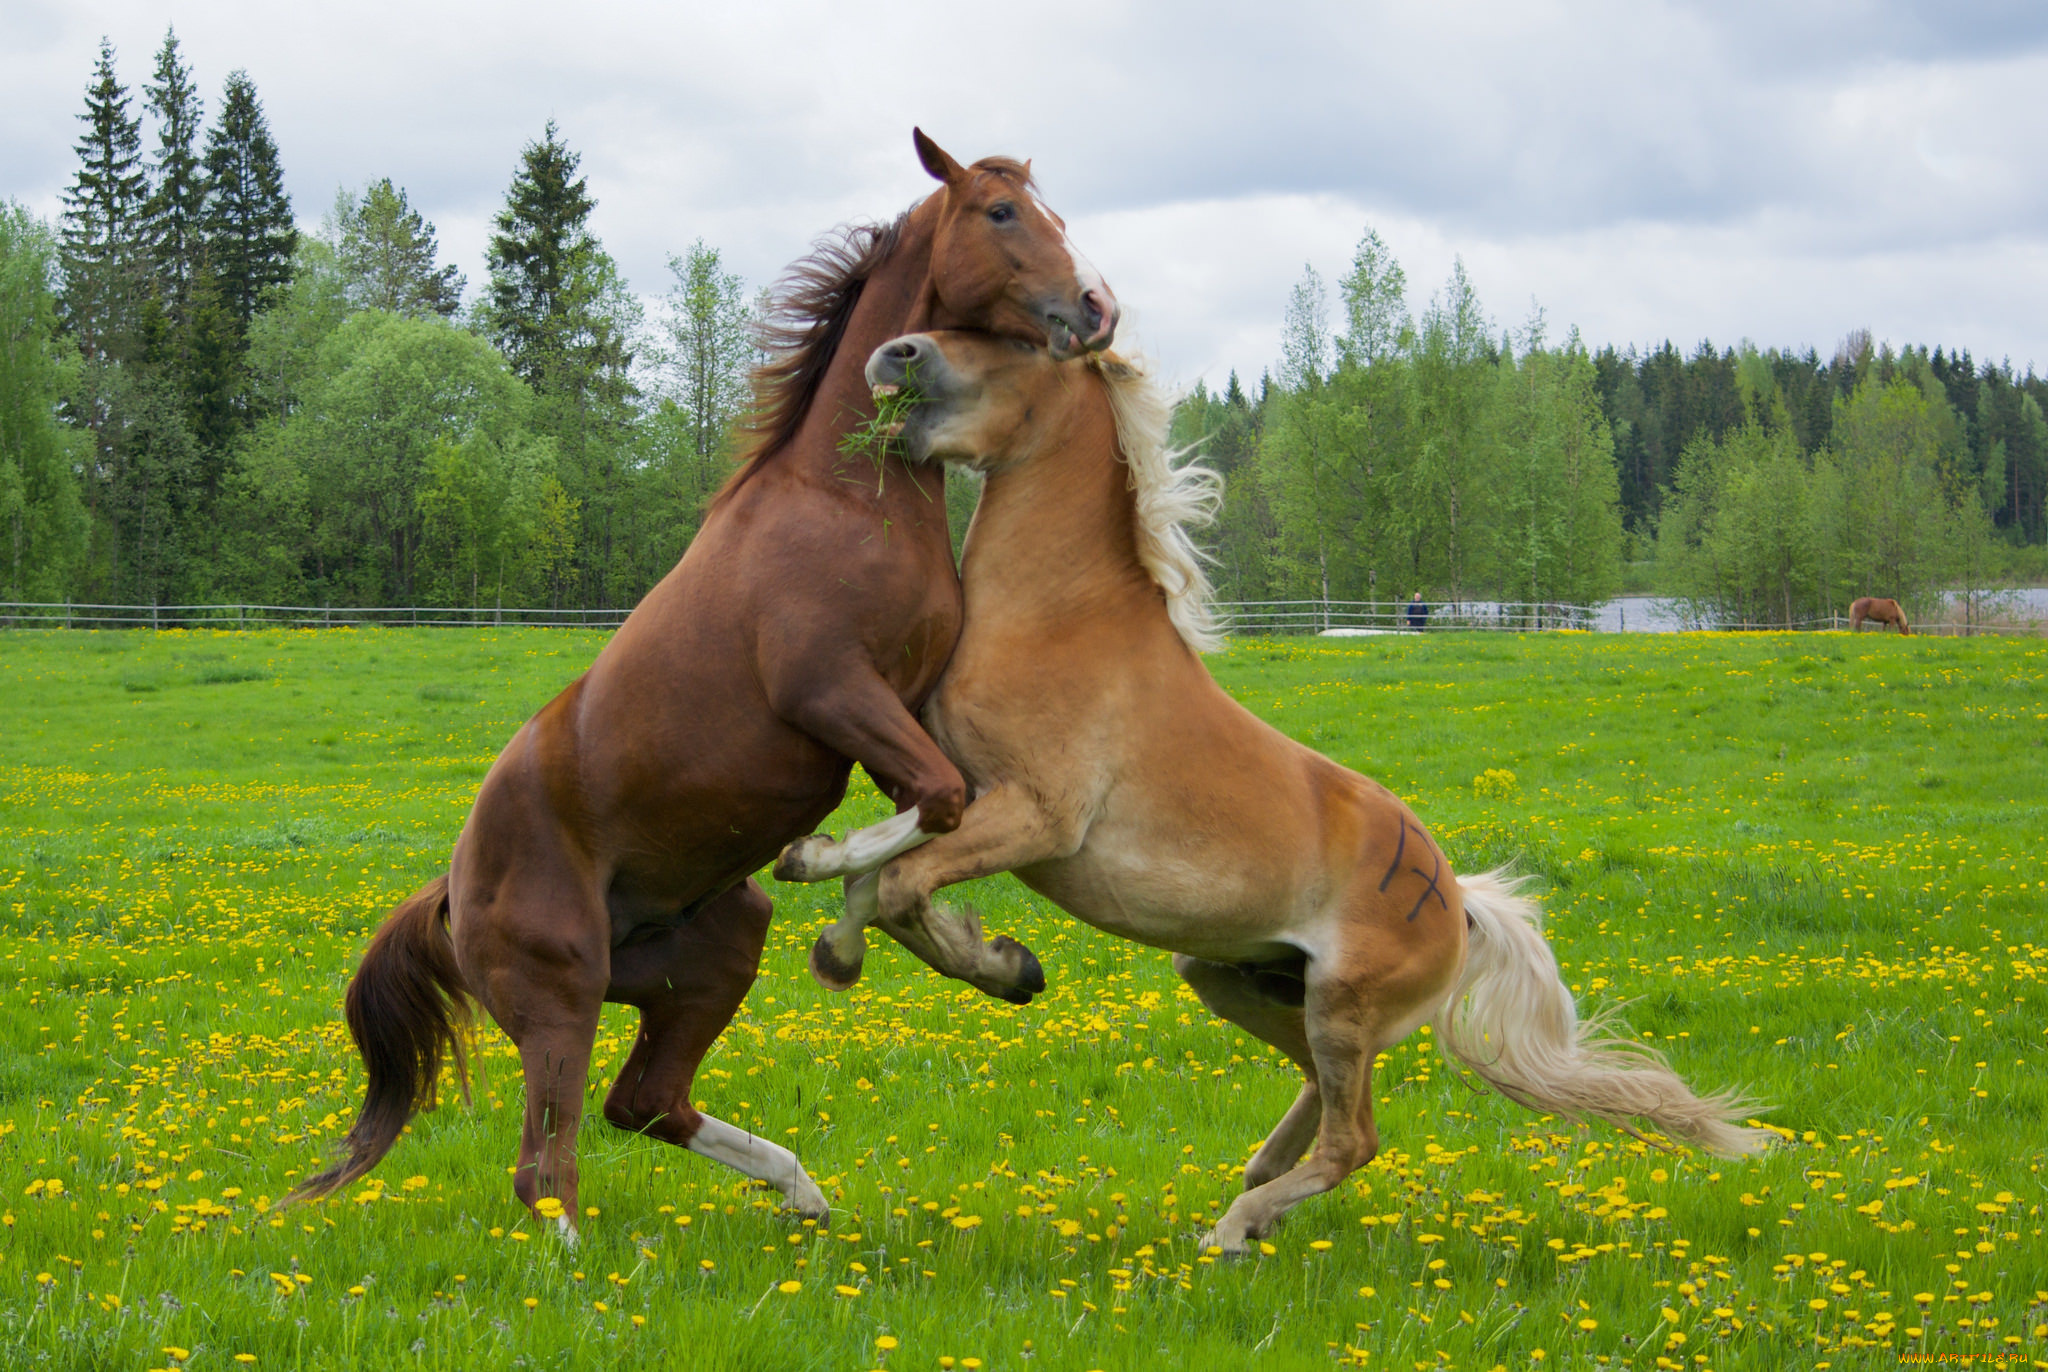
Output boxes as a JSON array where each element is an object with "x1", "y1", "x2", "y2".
[{"x1": 1090, "y1": 354, "x2": 1224, "y2": 653}]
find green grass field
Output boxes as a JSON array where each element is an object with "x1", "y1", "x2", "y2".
[{"x1": 1, "y1": 628, "x2": 2043, "y2": 1371}]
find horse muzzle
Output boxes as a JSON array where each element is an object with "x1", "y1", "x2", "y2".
[{"x1": 1046, "y1": 286, "x2": 1119, "y2": 360}]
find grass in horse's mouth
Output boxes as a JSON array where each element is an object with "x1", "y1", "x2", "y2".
[{"x1": 839, "y1": 382, "x2": 924, "y2": 462}]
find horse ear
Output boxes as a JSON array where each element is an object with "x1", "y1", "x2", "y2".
[{"x1": 913, "y1": 128, "x2": 966, "y2": 186}]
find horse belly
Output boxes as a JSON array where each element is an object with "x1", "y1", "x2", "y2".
[{"x1": 1016, "y1": 837, "x2": 1311, "y2": 965}]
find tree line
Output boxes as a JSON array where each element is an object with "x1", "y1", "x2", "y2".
[
  {"x1": 6, "y1": 34, "x2": 2046, "y2": 620},
  {"x1": 1175, "y1": 239, "x2": 2048, "y2": 621},
  {"x1": 2, "y1": 31, "x2": 754, "y2": 611}
]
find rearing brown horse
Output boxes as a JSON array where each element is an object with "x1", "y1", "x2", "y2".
[{"x1": 291, "y1": 132, "x2": 1115, "y2": 1237}]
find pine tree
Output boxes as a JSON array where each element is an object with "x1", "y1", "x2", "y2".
[
  {"x1": 335, "y1": 179, "x2": 464, "y2": 317},
  {"x1": 482, "y1": 121, "x2": 640, "y2": 605},
  {"x1": 59, "y1": 38, "x2": 150, "y2": 363},
  {"x1": 142, "y1": 27, "x2": 205, "y2": 318},
  {"x1": 201, "y1": 70, "x2": 295, "y2": 332},
  {"x1": 483, "y1": 120, "x2": 602, "y2": 383}
]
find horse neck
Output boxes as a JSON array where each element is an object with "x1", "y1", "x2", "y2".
[
  {"x1": 964, "y1": 389, "x2": 1159, "y2": 631},
  {"x1": 789, "y1": 200, "x2": 949, "y2": 518}
]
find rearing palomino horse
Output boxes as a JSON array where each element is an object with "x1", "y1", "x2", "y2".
[
  {"x1": 291, "y1": 135, "x2": 1112, "y2": 1235},
  {"x1": 778, "y1": 333, "x2": 1769, "y2": 1253},
  {"x1": 1849, "y1": 596, "x2": 1911, "y2": 634}
]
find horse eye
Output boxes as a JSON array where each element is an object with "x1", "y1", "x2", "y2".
[{"x1": 988, "y1": 202, "x2": 1017, "y2": 224}]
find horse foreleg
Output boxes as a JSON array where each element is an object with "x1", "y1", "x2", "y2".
[
  {"x1": 810, "y1": 783, "x2": 1065, "y2": 1002},
  {"x1": 764, "y1": 660, "x2": 967, "y2": 885},
  {"x1": 775, "y1": 805, "x2": 935, "y2": 883}
]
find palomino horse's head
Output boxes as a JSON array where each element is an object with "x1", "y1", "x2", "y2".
[
  {"x1": 865, "y1": 330, "x2": 1090, "y2": 468},
  {"x1": 914, "y1": 129, "x2": 1118, "y2": 360}
]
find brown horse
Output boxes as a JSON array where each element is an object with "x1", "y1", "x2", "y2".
[
  {"x1": 779, "y1": 332, "x2": 1767, "y2": 1252},
  {"x1": 291, "y1": 134, "x2": 1114, "y2": 1238},
  {"x1": 1849, "y1": 596, "x2": 1911, "y2": 634}
]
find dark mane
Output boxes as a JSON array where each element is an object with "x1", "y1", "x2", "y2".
[{"x1": 711, "y1": 213, "x2": 910, "y2": 507}]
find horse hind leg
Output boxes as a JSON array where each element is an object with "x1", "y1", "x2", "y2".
[
  {"x1": 1202, "y1": 928, "x2": 1460, "y2": 1255},
  {"x1": 601, "y1": 881, "x2": 827, "y2": 1218},
  {"x1": 1174, "y1": 954, "x2": 1321, "y2": 1191},
  {"x1": 455, "y1": 869, "x2": 609, "y2": 1243}
]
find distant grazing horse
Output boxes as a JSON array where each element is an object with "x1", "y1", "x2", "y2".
[
  {"x1": 291, "y1": 134, "x2": 1117, "y2": 1238},
  {"x1": 777, "y1": 332, "x2": 1768, "y2": 1253},
  {"x1": 1850, "y1": 597, "x2": 1911, "y2": 634}
]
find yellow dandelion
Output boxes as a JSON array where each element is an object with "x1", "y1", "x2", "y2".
[
  {"x1": 778, "y1": 1280, "x2": 802, "y2": 1294},
  {"x1": 876, "y1": 1335, "x2": 898, "y2": 1350}
]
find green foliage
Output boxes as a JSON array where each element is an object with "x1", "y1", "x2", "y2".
[
  {"x1": 1658, "y1": 421, "x2": 1830, "y2": 625},
  {"x1": 140, "y1": 28, "x2": 205, "y2": 319},
  {"x1": 481, "y1": 121, "x2": 642, "y2": 606},
  {"x1": 1489, "y1": 332, "x2": 1624, "y2": 607},
  {"x1": 199, "y1": 70, "x2": 295, "y2": 333},
  {"x1": 1233, "y1": 238, "x2": 1622, "y2": 609},
  {"x1": 243, "y1": 312, "x2": 545, "y2": 604},
  {"x1": 332, "y1": 180, "x2": 465, "y2": 318},
  {"x1": 58, "y1": 38, "x2": 150, "y2": 364},
  {"x1": 0, "y1": 203, "x2": 88, "y2": 598}
]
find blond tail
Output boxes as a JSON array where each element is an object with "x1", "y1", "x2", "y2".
[{"x1": 1435, "y1": 868, "x2": 1770, "y2": 1158}]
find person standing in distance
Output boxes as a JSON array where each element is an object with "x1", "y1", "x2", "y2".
[{"x1": 1406, "y1": 591, "x2": 1430, "y2": 631}]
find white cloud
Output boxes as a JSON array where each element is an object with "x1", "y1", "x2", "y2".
[{"x1": 4, "y1": 0, "x2": 2043, "y2": 383}]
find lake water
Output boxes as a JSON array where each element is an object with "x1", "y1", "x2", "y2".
[{"x1": 1595, "y1": 589, "x2": 2048, "y2": 633}]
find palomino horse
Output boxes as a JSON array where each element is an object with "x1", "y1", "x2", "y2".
[
  {"x1": 1849, "y1": 597, "x2": 1911, "y2": 634},
  {"x1": 777, "y1": 332, "x2": 1768, "y2": 1253},
  {"x1": 291, "y1": 135, "x2": 1114, "y2": 1236}
]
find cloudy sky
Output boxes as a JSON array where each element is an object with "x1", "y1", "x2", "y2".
[{"x1": 5, "y1": 1, "x2": 2044, "y2": 386}]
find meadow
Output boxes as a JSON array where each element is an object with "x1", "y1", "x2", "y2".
[{"x1": 0, "y1": 627, "x2": 2042, "y2": 1372}]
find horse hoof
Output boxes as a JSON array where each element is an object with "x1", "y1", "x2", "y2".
[
  {"x1": 1196, "y1": 1229, "x2": 1248, "y2": 1258},
  {"x1": 992, "y1": 935, "x2": 1047, "y2": 996},
  {"x1": 774, "y1": 836, "x2": 828, "y2": 883},
  {"x1": 785, "y1": 1181, "x2": 830, "y2": 1221},
  {"x1": 809, "y1": 933, "x2": 863, "y2": 992}
]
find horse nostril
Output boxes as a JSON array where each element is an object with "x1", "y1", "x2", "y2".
[
  {"x1": 884, "y1": 340, "x2": 921, "y2": 360},
  {"x1": 1081, "y1": 291, "x2": 1105, "y2": 332}
]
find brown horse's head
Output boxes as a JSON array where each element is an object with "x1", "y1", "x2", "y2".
[{"x1": 913, "y1": 129, "x2": 1118, "y2": 360}]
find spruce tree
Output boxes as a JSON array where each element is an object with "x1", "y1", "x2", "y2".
[
  {"x1": 59, "y1": 38, "x2": 149, "y2": 362},
  {"x1": 483, "y1": 120, "x2": 601, "y2": 383},
  {"x1": 142, "y1": 27, "x2": 205, "y2": 318},
  {"x1": 482, "y1": 121, "x2": 639, "y2": 606},
  {"x1": 201, "y1": 70, "x2": 295, "y2": 331},
  {"x1": 336, "y1": 179, "x2": 464, "y2": 317}
]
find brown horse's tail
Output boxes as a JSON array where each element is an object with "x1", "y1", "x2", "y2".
[
  {"x1": 290, "y1": 874, "x2": 471, "y2": 1201},
  {"x1": 1435, "y1": 869, "x2": 1771, "y2": 1158}
]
